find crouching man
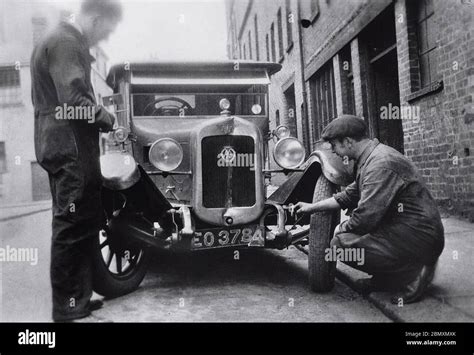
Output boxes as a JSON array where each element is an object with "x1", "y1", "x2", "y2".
[{"x1": 294, "y1": 115, "x2": 444, "y2": 304}]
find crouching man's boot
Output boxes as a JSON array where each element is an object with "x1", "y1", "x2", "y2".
[{"x1": 390, "y1": 263, "x2": 437, "y2": 305}]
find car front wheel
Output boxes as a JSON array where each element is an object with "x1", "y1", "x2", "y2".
[
  {"x1": 308, "y1": 174, "x2": 340, "y2": 292},
  {"x1": 92, "y1": 207, "x2": 149, "y2": 298}
]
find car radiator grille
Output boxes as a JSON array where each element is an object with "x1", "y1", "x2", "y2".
[{"x1": 201, "y1": 135, "x2": 256, "y2": 208}]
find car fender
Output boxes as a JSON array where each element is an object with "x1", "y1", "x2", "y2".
[
  {"x1": 267, "y1": 141, "x2": 354, "y2": 205},
  {"x1": 310, "y1": 140, "x2": 355, "y2": 187}
]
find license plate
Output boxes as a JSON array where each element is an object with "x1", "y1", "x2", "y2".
[{"x1": 191, "y1": 225, "x2": 265, "y2": 250}]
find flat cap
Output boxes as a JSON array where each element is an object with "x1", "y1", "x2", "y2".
[{"x1": 321, "y1": 114, "x2": 367, "y2": 141}]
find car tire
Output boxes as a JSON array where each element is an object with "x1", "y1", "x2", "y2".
[
  {"x1": 308, "y1": 174, "x2": 340, "y2": 292},
  {"x1": 91, "y1": 226, "x2": 150, "y2": 299}
]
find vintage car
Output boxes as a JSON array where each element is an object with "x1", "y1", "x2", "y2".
[{"x1": 93, "y1": 60, "x2": 354, "y2": 298}]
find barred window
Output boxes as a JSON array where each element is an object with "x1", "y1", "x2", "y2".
[
  {"x1": 0, "y1": 66, "x2": 22, "y2": 106},
  {"x1": 416, "y1": 0, "x2": 437, "y2": 87}
]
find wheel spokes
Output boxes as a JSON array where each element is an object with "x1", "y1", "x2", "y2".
[
  {"x1": 100, "y1": 239, "x2": 109, "y2": 249},
  {"x1": 100, "y1": 225, "x2": 144, "y2": 276},
  {"x1": 116, "y1": 253, "x2": 123, "y2": 274},
  {"x1": 105, "y1": 249, "x2": 113, "y2": 268}
]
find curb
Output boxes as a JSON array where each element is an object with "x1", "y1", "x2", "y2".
[
  {"x1": 0, "y1": 206, "x2": 52, "y2": 222},
  {"x1": 335, "y1": 266, "x2": 404, "y2": 323},
  {"x1": 335, "y1": 263, "x2": 474, "y2": 323}
]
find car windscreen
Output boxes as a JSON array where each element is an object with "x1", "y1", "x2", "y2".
[{"x1": 132, "y1": 93, "x2": 266, "y2": 117}]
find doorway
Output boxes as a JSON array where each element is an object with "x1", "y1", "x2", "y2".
[{"x1": 363, "y1": 4, "x2": 404, "y2": 153}]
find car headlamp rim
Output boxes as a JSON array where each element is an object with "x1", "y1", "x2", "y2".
[
  {"x1": 274, "y1": 124, "x2": 291, "y2": 139},
  {"x1": 273, "y1": 137, "x2": 306, "y2": 169},
  {"x1": 148, "y1": 137, "x2": 184, "y2": 172}
]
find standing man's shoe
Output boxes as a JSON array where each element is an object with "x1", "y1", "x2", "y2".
[{"x1": 390, "y1": 263, "x2": 437, "y2": 304}]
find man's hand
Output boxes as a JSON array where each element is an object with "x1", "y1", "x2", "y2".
[
  {"x1": 294, "y1": 202, "x2": 316, "y2": 215},
  {"x1": 95, "y1": 106, "x2": 116, "y2": 132}
]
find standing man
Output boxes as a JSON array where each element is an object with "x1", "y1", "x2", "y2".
[
  {"x1": 30, "y1": 0, "x2": 123, "y2": 321},
  {"x1": 295, "y1": 115, "x2": 444, "y2": 304}
]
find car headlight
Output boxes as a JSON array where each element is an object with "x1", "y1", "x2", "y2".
[
  {"x1": 273, "y1": 137, "x2": 306, "y2": 169},
  {"x1": 274, "y1": 125, "x2": 291, "y2": 139},
  {"x1": 149, "y1": 138, "x2": 183, "y2": 171}
]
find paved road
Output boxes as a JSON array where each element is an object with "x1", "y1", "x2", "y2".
[{"x1": 0, "y1": 210, "x2": 389, "y2": 322}]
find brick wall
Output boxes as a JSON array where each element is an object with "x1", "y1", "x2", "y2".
[
  {"x1": 227, "y1": 0, "x2": 306, "y2": 184},
  {"x1": 226, "y1": 0, "x2": 473, "y2": 220},
  {"x1": 395, "y1": 0, "x2": 474, "y2": 220}
]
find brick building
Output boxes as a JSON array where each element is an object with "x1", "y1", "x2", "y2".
[
  {"x1": 226, "y1": 0, "x2": 473, "y2": 220},
  {"x1": 0, "y1": 0, "x2": 112, "y2": 205}
]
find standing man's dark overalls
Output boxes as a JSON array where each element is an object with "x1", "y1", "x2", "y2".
[{"x1": 30, "y1": 21, "x2": 114, "y2": 321}]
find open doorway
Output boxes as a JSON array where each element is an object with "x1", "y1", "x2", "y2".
[{"x1": 362, "y1": 4, "x2": 404, "y2": 153}]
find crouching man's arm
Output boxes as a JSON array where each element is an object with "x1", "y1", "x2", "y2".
[
  {"x1": 294, "y1": 179, "x2": 359, "y2": 214},
  {"x1": 294, "y1": 197, "x2": 341, "y2": 214}
]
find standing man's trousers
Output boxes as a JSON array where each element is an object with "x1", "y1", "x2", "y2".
[{"x1": 47, "y1": 145, "x2": 103, "y2": 321}]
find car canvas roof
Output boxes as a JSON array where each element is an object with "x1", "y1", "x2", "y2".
[{"x1": 106, "y1": 60, "x2": 282, "y2": 89}]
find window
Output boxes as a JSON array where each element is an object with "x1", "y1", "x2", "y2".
[
  {"x1": 340, "y1": 45, "x2": 356, "y2": 115},
  {"x1": 254, "y1": 15, "x2": 260, "y2": 61},
  {"x1": 286, "y1": 0, "x2": 293, "y2": 50},
  {"x1": 416, "y1": 0, "x2": 437, "y2": 87},
  {"x1": 310, "y1": 62, "x2": 337, "y2": 142},
  {"x1": 270, "y1": 23, "x2": 276, "y2": 62},
  {"x1": 0, "y1": 66, "x2": 21, "y2": 106},
  {"x1": 277, "y1": 8, "x2": 284, "y2": 60},
  {"x1": 248, "y1": 30, "x2": 253, "y2": 60},
  {"x1": 132, "y1": 93, "x2": 267, "y2": 117},
  {"x1": 275, "y1": 109, "x2": 280, "y2": 127},
  {"x1": 266, "y1": 34, "x2": 270, "y2": 61}
]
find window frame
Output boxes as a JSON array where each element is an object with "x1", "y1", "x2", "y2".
[
  {"x1": 270, "y1": 23, "x2": 276, "y2": 62},
  {"x1": 285, "y1": 0, "x2": 294, "y2": 52},
  {"x1": 277, "y1": 8, "x2": 284, "y2": 62}
]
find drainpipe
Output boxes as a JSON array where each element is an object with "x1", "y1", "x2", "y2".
[{"x1": 296, "y1": 0, "x2": 310, "y2": 154}]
